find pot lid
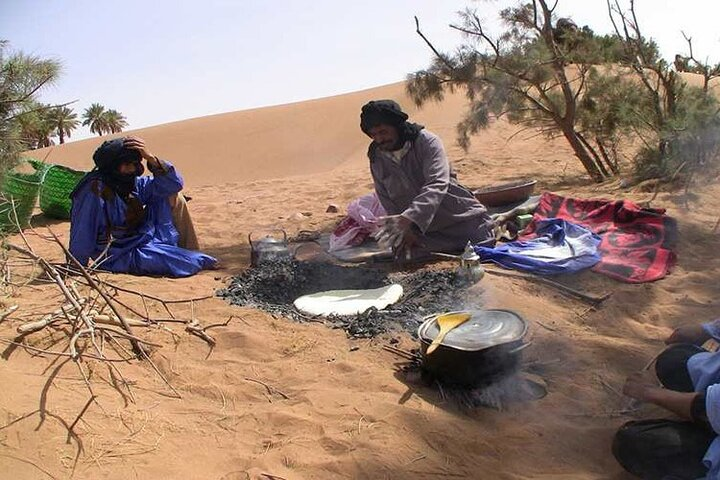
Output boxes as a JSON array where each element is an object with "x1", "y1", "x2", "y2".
[{"x1": 418, "y1": 309, "x2": 527, "y2": 351}]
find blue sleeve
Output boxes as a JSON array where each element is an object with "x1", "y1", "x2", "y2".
[
  {"x1": 706, "y1": 384, "x2": 720, "y2": 434},
  {"x1": 703, "y1": 319, "x2": 720, "y2": 341},
  {"x1": 137, "y1": 159, "x2": 183, "y2": 202},
  {"x1": 69, "y1": 187, "x2": 103, "y2": 267}
]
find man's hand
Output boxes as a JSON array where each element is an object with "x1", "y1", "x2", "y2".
[
  {"x1": 622, "y1": 371, "x2": 660, "y2": 402},
  {"x1": 124, "y1": 137, "x2": 157, "y2": 163},
  {"x1": 374, "y1": 215, "x2": 418, "y2": 260},
  {"x1": 491, "y1": 213, "x2": 509, "y2": 227},
  {"x1": 665, "y1": 324, "x2": 711, "y2": 346}
]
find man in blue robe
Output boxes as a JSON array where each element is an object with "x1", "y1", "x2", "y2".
[
  {"x1": 69, "y1": 137, "x2": 217, "y2": 277},
  {"x1": 614, "y1": 319, "x2": 720, "y2": 479}
]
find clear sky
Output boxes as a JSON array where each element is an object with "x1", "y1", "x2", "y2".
[{"x1": 3, "y1": 0, "x2": 719, "y2": 141}]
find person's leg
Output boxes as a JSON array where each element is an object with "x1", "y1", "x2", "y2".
[
  {"x1": 168, "y1": 193, "x2": 200, "y2": 250},
  {"x1": 655, "y1": 344, "x2": 706, "y2": 392},
  {"x1": 422, "y1": 216, "x2": 495, "y2": 254},
  {"x1": 612, "y1": 419, "x2": 713, "y2": 479}
]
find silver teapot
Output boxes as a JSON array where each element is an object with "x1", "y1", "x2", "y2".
[
  {"x1": 248, "y1": 229, "x2": 293, "y2": 266},
  {"x1": 456, "y1": 241, "x2": 485, "y2": 284}
]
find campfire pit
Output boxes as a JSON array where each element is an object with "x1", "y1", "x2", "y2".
[{"x1": 218, "y1": 260, "x2": 482, "y2": 338}]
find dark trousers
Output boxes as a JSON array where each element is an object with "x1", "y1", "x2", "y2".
[{"x1": 612, "y1": 344, "x2": 715, "y2": 479}]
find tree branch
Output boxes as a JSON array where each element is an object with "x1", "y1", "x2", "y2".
[{"x1": 415, "y1": 16, "x2": 455, "y2": 71}]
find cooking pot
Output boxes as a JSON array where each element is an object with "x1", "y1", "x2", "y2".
[{"x1": 417, "y1": 309, "x2": 529, "y2": 388}]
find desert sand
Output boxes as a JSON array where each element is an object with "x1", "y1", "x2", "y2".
[{"x1": 1, "y1": 80, "x2": 719, "y2": 479}]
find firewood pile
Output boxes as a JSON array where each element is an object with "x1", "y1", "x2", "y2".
[{"x1": 0, "y1": 203, "x2": 229, "y2": 471}]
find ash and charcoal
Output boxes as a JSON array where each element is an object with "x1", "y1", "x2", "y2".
[{"x1": 218, "y1": 260, "x2": 482, "y2": 338}]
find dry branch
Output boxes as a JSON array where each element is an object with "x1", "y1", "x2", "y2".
[
  {"x1": 0, "y1": 209, "x2": 225, "y2": 462},
  {"x1": 244, "y1": 377, "x2": 290, "y2": 400},
  {"x1": 46, "y1": 230, "x2": 145, "y2": 357}
]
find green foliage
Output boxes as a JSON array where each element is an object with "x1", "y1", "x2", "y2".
[
  {"x1": 82, "y1": 103, "x2": 107, "y2": 136},
  {"x1": 49, "y1": 106, "x2": 79, "y2": 144},
  {"x1": 103, "y1": 109, "x2": 128, "y2": 134},
  {"x1": 634, "y1": 86, "x2": 720, "y2": 180},
  {"x1": 605, "y1": 1, "x2": 720, "y2": 182},
  {"x1": 408, "y1": 2, "x2": 614, "y2": 181},
  {"x1": 0, "y1": 41, "x2": 61, "y2": 173},
  {"x1": 408, "y1": 0, "x2": 720, "y2": 183},
  {"x1": 82, "y1": 104, "x2": 128, "y2": 136}
]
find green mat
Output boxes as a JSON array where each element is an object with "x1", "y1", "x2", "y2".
[{"x1": 39, "y1": 164, "x2": 86, "y2": 219}]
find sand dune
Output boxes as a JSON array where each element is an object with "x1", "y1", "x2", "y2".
[
  {"x1": 3, "y1": 80, "x2": 720, "y2": 479},
  {"x1": 31, "y1": 82, "x2": 474, "y2": 188}
]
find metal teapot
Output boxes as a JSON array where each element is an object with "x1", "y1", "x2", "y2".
[
  {"x1": 456, "y1": 241, "x2": 485, "y2": 284},
  {"x1": 248, "y1": 229, "x2": 293, "y2": 266}
]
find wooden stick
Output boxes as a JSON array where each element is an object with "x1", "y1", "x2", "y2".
[
  {"x1": 55, "y1": 268, "x2": 214, "y2": 304},
  {"x1": 382, "y1": 344, "x2": 417, "y2": 360},
  {"x1": 95, "y1": 326, "x2": 163, "y2": 347},
  {"x1": 0, "y1": 338, "x2": 131, "y2": 362},
  {"x1": 0, "y1": 409, "x2": 40, "y2": 431},
  {"x1": 69, "y1": 328, "x2": 92, "y2": 359},
  {"x1": 17, "y1": 300, "x2": 86, "y2": 334},
  {"x1": 45, "y1": 230, "x2": 145, "y2": 357},
  {"x1": 186, "y1": 322, "x2": 216, "y2": 347},
  {"x1": 67, "y1": 395, "x2": 96, "y2": 440},
  {"x1": 0, "y1": 305, "x2": 18, "y2": 322},
  {"x1": 244, "y1": 377, "x2": 290, "y2": 400},
  {"x1": 484, "y1": 266, "x2": 612, "y2": 305},
  {"x1": 6, "y1": 243, "x2": 102, "y2": 356},
  {"x1": 93, "y1": 314, "x2": 150, "y2": 328}
]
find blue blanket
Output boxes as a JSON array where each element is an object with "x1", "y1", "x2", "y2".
[{"x1": 474, "y1": 218, "x2": 601, "y2": 275}]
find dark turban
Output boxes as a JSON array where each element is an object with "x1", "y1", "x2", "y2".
[
  {"x1": 90, "y1": 138, "x2": 144, "y2": 198},
  {"x1": 93, "y1": 138, "x2": 141, "y2": 172},
  {"x1": 360, "y1": 100, "x2": 424, "y2": 148},
  {"x1": 360, "y1": 100, "x2": 408, "y2": 134}
]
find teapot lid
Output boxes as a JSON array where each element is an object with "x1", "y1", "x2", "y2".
[{"x1": 460, "y1": 241, "x2": 480, "y2": 262}]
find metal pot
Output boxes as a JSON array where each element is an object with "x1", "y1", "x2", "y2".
[
  {"x1": 417, "y1": 309, "x2": 529, "y2": 388},
  {"x1": 249, "y1": 229, "x2": 292, "y2": 266}
]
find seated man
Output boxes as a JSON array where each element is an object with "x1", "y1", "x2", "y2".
[
  {"x1": 69, "y1": 137, "x2": 217, "y2": 277},
  {"x1": 614, "y1": 320, "x2": 720, "y2": 479},
  {"x1": 360, "y1": 100, "x2": 495, "y2": 260}
]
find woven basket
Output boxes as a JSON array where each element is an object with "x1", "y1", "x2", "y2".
[
  {"x1": 39, "y1": 164, "x2": 86, "y2": 219},
  {"x1": 0, "y1": 162, "x2": 44, "y2": 232}
]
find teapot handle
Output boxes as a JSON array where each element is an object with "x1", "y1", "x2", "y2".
[{"x1": 248, "y1": 229, "x2": 288, "y2": 247}]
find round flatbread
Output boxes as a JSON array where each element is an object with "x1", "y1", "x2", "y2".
[{"x1": 293, "y1": 284, "x2": 403, "y2": 317}]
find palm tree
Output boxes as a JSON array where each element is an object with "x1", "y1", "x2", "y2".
[
  {"x1": 16, "y1": 104, "x2": 56, "y2": 149},
  {"x1": 49, "y1": 106, "x2": 78, "y2": 144},
  {"x1": 103, "y1": 109, "x2": 128, "y2": 134},
  {"x1": 82, "y1": 103, "x2": 107, "y2": 136},
  {"x1": 0, "y1": 41, "x2": 61, "y2": 168}
]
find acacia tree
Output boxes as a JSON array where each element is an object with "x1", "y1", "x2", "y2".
[
  {"x1": 408, "y1": 1, "x2": 614, "y2": 182},
  {"x1": 606, "y1": 0, "x2": 720, "y2": 181},
  {"x1": 409, "y1": 0, "x2": 720, "y2": 184}
]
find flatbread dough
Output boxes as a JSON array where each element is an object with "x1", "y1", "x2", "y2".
[{"x1": 293, "y1": 284, "x2": 403, "y2": 317}]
